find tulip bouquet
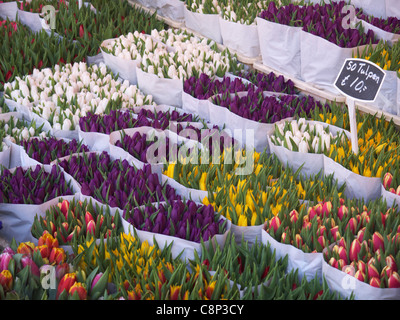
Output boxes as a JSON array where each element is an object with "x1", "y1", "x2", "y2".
[
  {"x1": 101, "y1": 31, "x2": 164, "y2": 61},
  {"x1": 57, "y1": 151, "x2": 181, "y2": 210},
  {"x1": 31, "y1": 198, "x2": 122, "y2": 245},
  {"x1": 0, "y1": 231, "x2": 70, "y2": 299},
  {"x1": 328, "y1": 114, "x2": 398, "y2": 178},
  {"x1": 355, "y1": 7, "x2": 400, "y2": 35},
  {"x1": 0, "y1": 18, "x2": 90, "y2": 92},
  {"x1": 140, "y1": 29, "x2": 233, "y2": 79},
  {"x1": 0, "y1": 115, "x2": 47, "y2": 151},
  {"x1": 164, "y1": 146, "x2": 265, "y2": 193},
  {"x1": 0, "y1": 165, "x2": 74, "y2": 204},
  {"x1": 52, "y1": 0, "x2": 166, "y2": 56},
  {"x1": 264, "y1": 194, "x2": 396, "y2": 255},
  {"x1": 3, "y1": 62, "x2": 154, "y2": 131},
  {"x1": 354, "y1": 40, "x2": 400, "y2": 72},
  {"x1": 270, "y1": 118, "x2": 347, "y2": 154},
  {"x1": 190, "y1": 232, "x2": 287, "y2": 291},
  {"x1": 323, "y1": 204, "x2": 400, "y2": 290},
  {"x1": 253, "y1": 267, "x2": 345, "y2": 300},
  {"x1": 211, "y1": 91, "x2": 328, "y2": 124},
  {"x1": 259, "y1": 1, "x2": 378, "y2": 48},
  {"x1": 183, "y1": 71, "x2": 296, "y2": 101},
  {"x1": 20, "y1": 136, "x2": 89, "y2": 165},
  {"x1": 123, "y1": 199, "x2": 227, "y2": 243}
]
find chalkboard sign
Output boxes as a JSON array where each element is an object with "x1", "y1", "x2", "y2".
[{"x1": 334, "y1": 58, "x2": 386, "y2": 102}]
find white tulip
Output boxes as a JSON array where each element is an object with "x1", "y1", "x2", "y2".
[
  {"x1": 53, "y1": 123, "x2": 62, "y2": 131},
  {"x1": 299, "y1": 139, "x2": 309, "y2": 153},
  {"x1": 62, "y1": 118, "x2": 72, "y2": 131}
]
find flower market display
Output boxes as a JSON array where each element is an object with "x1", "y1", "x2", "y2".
[{"x1": 1, "y1": 0, "x2": 400, "y2": 303}]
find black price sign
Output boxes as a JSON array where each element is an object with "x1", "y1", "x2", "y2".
[{"x1": 334, "y1": 58, "x2": 386, "y2": 102}]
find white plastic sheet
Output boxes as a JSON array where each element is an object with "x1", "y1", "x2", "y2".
[{"x1": 0, "y1": 2, "x2": 18, "y2": 20}]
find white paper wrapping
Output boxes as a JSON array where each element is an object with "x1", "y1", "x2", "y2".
[
  {"x1": 323, "y1": 156, "x2": 382, "y2": 202},
  {"x1": 381, "y1": 186, "x2": 400, "y2": 208},
  {"x1": 121, "y1": 202, "x2": 231, "y2": 262},
  {"x1": 183, "y1": 6, "x2": 222, "y2": 44},
  {"x1": 208, "y1": 91, "x2": 294, "y2": 153},
  {"x1": 78, "y1": 129, "x2": 111, "y2": 153},
  {"x1": 397, "y1": 76, "x2": 400, "y2": 116},
  {"x1": 17, "y1": 9, "x2": 49, "y2": 33},
  {"x1": 230, "y1": 223, "x2": 264, "y2": 247},
  {"x1": 386, "y1": 0, "x2": 400, "y2": 18},
  {"x1": 156, "y1": 0, "x2": 185, "y2": 22},
  {"x1": 365, "y1": 69, "x2": 398, "y2": 115},
  {"x1": 136, "y1": 67, "x2": 183, "y2": 107},
  {"x1": 100, "y1": 41, "x2": 141, "y2": 86},
  {"x1": 261, "y1": 228, "x2": 323, "y2": 282},
  {"x1": 349, "y1": 0, "x2": 386, "y2": 19},
  {"x1": 0, "y1": 164, "x2": 81, "y2": 243},
  {"x1": 0, "y1": 2, "x2": 18, "y2": 20},
  {"x1": 300, "y1": 30, "x2": 369, "y2": 93},
  {"x1": 219, "y1": 19, "x2": 260, "y2": 58},
  {"x1": 321, "y1": 254, "x2": 400, "y2": 300},
  {"x1": 256, "y1": 17, "x2": 302, "y2": 79},
  {"x1": 357, "y1": 19, "x2": 400, "y2": 44},
  {"x1": 161, "y1": 174, "x2": 208, "y2": 203},
  {"x1": 182, "y1": 91, "x2": 211, "y2": 121}
]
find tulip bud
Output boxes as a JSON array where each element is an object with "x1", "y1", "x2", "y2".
[
  {"x1": 17, "y1": 242, "x2": 35, "y2": 255},
  {"x1": 69, "y1": 282, "x2": 87, "y2": 300},
  {"x1": 56, "y1": 273, "x2": 77, "y2": 299},
  {"x1": 357, "y1": 227, "x2": 365, "y2": 242},
  {"x1": 369, "y1": 277, "x2": 381, "y2": 288},
  {"x1": 289, "y1": 210, "x2": 298, "y2": 223},
  {"x1": 329, "y1": 257, "x2": 338, "y2": 268},
  {"x1": 357, "y1": 260, "x2": 366, "y2": 274},
  {"x1": 342, "y1": 265, "x2": 355, "y2": 276},
  {"x1": 0, "y1": 252, "x2": 13, "y2": 272},
  {"x1": 295, "y1": 234, "x2": 303, "y2": 248},
  {"x1": 383, "y1": 172, "x2": 393, "y2": 189},
  {"x1": 49, "y1": 247, "x2": 66, "y2": 265},
  {"x1": 0, "y1": 270, "x2": 13, "y2": 292},
  {"x1": 317, "y1": 225, "x2": 326, "y2": 237},
  {"x1": 372, "y1": 232, "x2": 384, "y2": 252},
  {"x1": 381, "y1": 266, "x2": 394, "y2": 279},
  {"x1": 355, "y1": 270, "x2": 366, "y2": 282},
  {"x1": 321, "y1": 201, "x2": 332, "y2": 218},
  {"x1": 349, "y1": 239, "x2": 361, "y2": 262},
  {"x1": 308, "y1": 207, "x2": 318, "y2": 220},
  {"x1": 269, "y1": 216, "x2": 281, "y2": 234},
  {"x1": 38, "y1": 231, "x2": 59, "y2": 251},
  {"x1": 367, "y1": 264, "x2": 380, "y2": 280},
  {"x1": 317, "y1": 235, "x2": 326, "y2": 249},
  {"x1": 346, "y1": 217, "x2": 358, "y2": 235},
  {"x1": 57, "y1": 200, "x2": 70, "y2": 216},
  {"x1": 337, "y1": 259, "x2": 346, "y2": 270},
  {"x1": 386, "y1": 255, "x2": 398, "y2": 272},
  {"x1": 396, "y1": 185, "x2": 400, "y2": 196},
  {"x1": 86, "y1": 220, "x2": 96, "y2": 236},
  {"x1": 281, "y1": 232, "x2": 287, "y2": 243},
  {"x1": 35, "y1": 245, "x2": 50, "y2": 260},
  {"x1": 330, "y1": 226, "x2": 340, "y2": 241},
  {"x1": 85, "y1": 211, "x2": 95, "y2": 226},
  {"x1": 337, "y1": 205, "x2": 348, "y2": 221},
  {"x1": 388, "y1": 272, "x2": 400, "y2": 288}
]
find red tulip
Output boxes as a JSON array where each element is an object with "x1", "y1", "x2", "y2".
[
  {"x1": 357, "y1": 260, "x2": 366, "y2": 274},
  {"x1": 57, "y1": 200, "x2": 70, "y2": 217},
  {"x1": 330, "y1": 226, "x2": 340, "y2": 241},
  {"x1": 329, "y1": 257, "x2": 338, "y2": 268},
  {"x1": 17, "y1": 242, "x2": 35, "y2": 256},
  {"x1": 314, "y1": 203, "x2": 323, "y2": 216},
  {"x1": 321, "y1": 201, "x2": 332, "y2": 218},
  {"x1": 56, "y1": 273, "x2": 77, "y2": 299},
  {"x1": 367, "y1": 264, "x2": 380, "y2": 280},
  {"x1": 317, "y1": 235, "x2": 326, "y2": 249},
  {"x1": 308, "y1": 207, "x2": 318, "y2": 220},
  {"x1": 388, "y1": 272, "x2": 400, "y2": 288},
  {"x1": 35, "y1": 245, "x2": 50, "y2": 260},
  {"x1": 338, "y1": 237, "x2": 346, "y2": 249},
  {"x1": 383, "y1": 172, "x2": 393, "y2": 190},
  {"x1": 49, "y1": 247, "x2": 66, "y2": 265},
  {"x1": 372, "y1": 232, "x2": 384, "y2": 252},
  {"x1": 338, "y1": 247, "x2": 348, "y2": 264},
  {"x1": 69, "y1": 282, "x2": 87, "y2": 300},
  {"x1": 289, "y1": 210, "x2": 298, "y2": 223},
  {"x1": 386, "y1": 255, "x2": 398, "y2": 272},
  {"x1": 349, "y1": 239, "x2": 361, "y2": 262},
  {"x1": 355, "y1": 270, "x2": 366, "y2": 282},
  {"x1": 317, "y1": 225, "x2": 327, "y2": 237},
  {"x1": 380, "y1": 266, "x2": 394, "y2": 279},
  {"x1": 38, "y1": 231, "x2": 59, "y2": 251},
  {"x1": 337, "y1": 205, "x2": 348, "y2": 221},
  {"x1": 295, "y1": 234, "x2": 303, "y2": 248},
  {"x1": 357, "y1": 227, "x2": 365, "y2": 242},
  {"x1": 85, "y1": 211, "x2": 95, "y2": 226},
  {"x1": 369, "y1": 277, "x2": 381, "y2": 288},
  {"x1": 346, "y1": 217, "x2": 358, "y2": 235},
  {"x1": 86, "y1": 220, "x2": 96, "y2": 235},
  {"x1": 342, "y1": 265, "x2": 354, "y2": 276},
  {"x1": 337, "y1": 259, "x2": 346, "y2": 270},
  {"x1": 55, "y1": 263, "x2": 70, "y2": 281}
]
